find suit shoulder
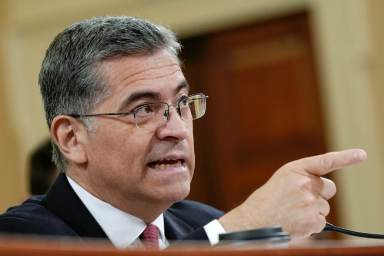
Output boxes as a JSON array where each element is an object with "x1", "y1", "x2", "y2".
[
  {"x1": 168, "y1": 200, "x2": 224, "y2": 225},
  {"x1": 171, "y1": 200, "x2": 223, "y2": 215},
  {"x1": 0, "y1": 196, "x2": 75, "y2": 235}
]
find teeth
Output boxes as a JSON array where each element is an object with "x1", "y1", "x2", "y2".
[{"x1": 151, "y1": 160, "x2": 184, "y2": 169}]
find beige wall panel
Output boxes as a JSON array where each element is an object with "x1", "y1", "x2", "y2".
[
  {"x1": 0, "y1": 0, "x2": 24, "y2": 210},
  {"x1": 311, "y1": 0, "x2": 384, "y2": 233}
]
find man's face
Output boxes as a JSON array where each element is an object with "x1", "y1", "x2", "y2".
[{"x1": 80, "y1": 50, "x2": 195, "y2": 212}]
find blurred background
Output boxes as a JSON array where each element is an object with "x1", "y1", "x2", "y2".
[{"x1": 1, "y1": 0, "x2": 384, "y2": 236}]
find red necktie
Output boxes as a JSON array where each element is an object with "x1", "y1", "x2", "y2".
[{"x1": 140, "y1": 224, "x2": 159, "y2": 249}]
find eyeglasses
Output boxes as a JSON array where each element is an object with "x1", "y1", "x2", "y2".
[{"x1": 67, "y1": 93, "x2": 208, "y2": 131}]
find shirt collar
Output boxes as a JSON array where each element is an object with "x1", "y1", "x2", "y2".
[{"x1": 67, "y1": 176, "x2": 166, "y2": 248}]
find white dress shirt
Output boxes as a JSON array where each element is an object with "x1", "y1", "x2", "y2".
[{"x1": 67, "y1": 176, "x2": 225, "y2": 248}]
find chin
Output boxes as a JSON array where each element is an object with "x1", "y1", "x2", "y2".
[{"x1": 155, "y1": 184, "x2": 191, "y2": 203}]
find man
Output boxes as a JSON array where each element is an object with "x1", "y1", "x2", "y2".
[{"x1": 0, "y1": 16, "x2": 366, "y2": 248}]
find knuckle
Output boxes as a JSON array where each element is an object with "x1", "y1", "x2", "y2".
[
  {"x1": 301, "y1": 216, "x2": 319, "y2": 235},
  {"x1": 320, "y1": 154, "x2": 335, "y2": 171},
  {"x1": 315, "y1": 214, "x2": 326, "y2": 233},
  {"x1": 303, "y1": 214, "x2": 326, "y2": 235},
  {"x1": 299, "y1": 178, "x2": 312, "y2": 192},
  {"x1": 280, "y1": 161, "x2": 295, "y2": 173},
  {"x1": 294, "y1": 211, "x2": 327, "y2": 236},
  {"x1": 301, "y1": 193, "x2": 316, "y2": 207},
  {"x1": 323, "y1": 201, "x2": 331, "y2": 216}
]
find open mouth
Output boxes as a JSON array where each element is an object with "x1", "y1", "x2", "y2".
[{"x1": 147, "y1": 158, "x2": 186, "y2": 170}]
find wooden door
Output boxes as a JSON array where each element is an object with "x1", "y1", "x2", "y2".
[{"x1": 182, "y1": 12, "x2": 335, "y2": 225}]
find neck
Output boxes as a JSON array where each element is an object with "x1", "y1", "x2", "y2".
[{"x1": 66, "y1": 169, "x2": 171, "y2": 223}]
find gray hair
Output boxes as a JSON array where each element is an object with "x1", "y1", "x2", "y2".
[{"x1": 38, "y1": 16, "x2": 181, "y2": 172}]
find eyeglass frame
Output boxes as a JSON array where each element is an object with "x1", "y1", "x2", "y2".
[{"x1": 66, "y1": 93, "x2": 208, "y2": 127}]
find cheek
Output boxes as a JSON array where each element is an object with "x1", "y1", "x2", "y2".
[
  {"x1": 87, "y1": 124, "x2": 150, "y2": 172},
  {"x1": 189, "y1": 122, "x2": 195, "y2": 146},
  {"x1": 188, "y1": 126, "x2": 196, "y2": 170},
  {"x1": 109, "y1": 135, "x2": 150, "y2": 172}
]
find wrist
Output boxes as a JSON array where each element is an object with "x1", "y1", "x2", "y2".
[{"x1": 219, "y1": 206, "x2": 258, "y2": 232}]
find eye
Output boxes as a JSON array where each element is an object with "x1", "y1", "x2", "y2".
[
  {"x1": 178, "y1": 95, "x2": 189, "y2": 108},
  {"x1": 133, "y1": 103, "x2": 157, "y2": 118}
]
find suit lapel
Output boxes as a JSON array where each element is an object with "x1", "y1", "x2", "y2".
[
  {"x1": 164, "y1": 208, "x2": 195, "y2": 240},
  {"x1": 43, "y1": 173, "x2": 108, "y2": 239}
]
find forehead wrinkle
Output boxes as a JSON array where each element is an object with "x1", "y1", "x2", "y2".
[
  {"x1": 121, "y1": 63, "x2": 181, "y2": 84},
  {"x1": 124, "y1": 69, "x2": 182, "y2": 88}
]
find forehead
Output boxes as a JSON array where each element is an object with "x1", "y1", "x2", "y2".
[{"x1": 98, "y1": 50, "x2": 183, "y2": 94}]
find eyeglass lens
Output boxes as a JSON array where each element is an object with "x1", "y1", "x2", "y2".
[{"x1": 135, "y1": 95, "x2": 207, "y2": 131}]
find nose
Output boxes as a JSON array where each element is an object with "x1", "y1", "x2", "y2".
[{"x1": 155, "y1": 106, "x2": 190, "y2": 141}]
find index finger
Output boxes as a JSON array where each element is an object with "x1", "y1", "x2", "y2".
[{"x1": 295, "y1": 149, "x2": 367, "y2": 176}]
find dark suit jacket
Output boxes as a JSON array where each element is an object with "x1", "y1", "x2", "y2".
[{"x1": 0, "y1": 174, "x2": 224, "y2": 243}]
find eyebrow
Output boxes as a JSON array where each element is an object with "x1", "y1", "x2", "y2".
[
  {"x1": 175, "y1": 80, "x2": 190, "y2": 95},
  {"x1": 118, "y1": 80, "x2": 190, "y2": 111}
]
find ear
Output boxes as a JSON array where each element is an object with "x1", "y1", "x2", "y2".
[{"x1": 50, "y1": 115, "x2": 88, "y2": 165}]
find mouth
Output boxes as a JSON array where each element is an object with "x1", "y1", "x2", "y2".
[{"x1": 147, "y1": 158, "x2": 187, "y2": 170}]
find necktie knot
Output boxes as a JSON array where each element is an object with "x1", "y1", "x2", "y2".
[{"x1": 140, "y1": 224, "x2": 159, "y2": 249}]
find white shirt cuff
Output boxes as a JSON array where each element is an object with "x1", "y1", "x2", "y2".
[{"x1": 203, "y1": 219, "x2": 226, "y2": 245}]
